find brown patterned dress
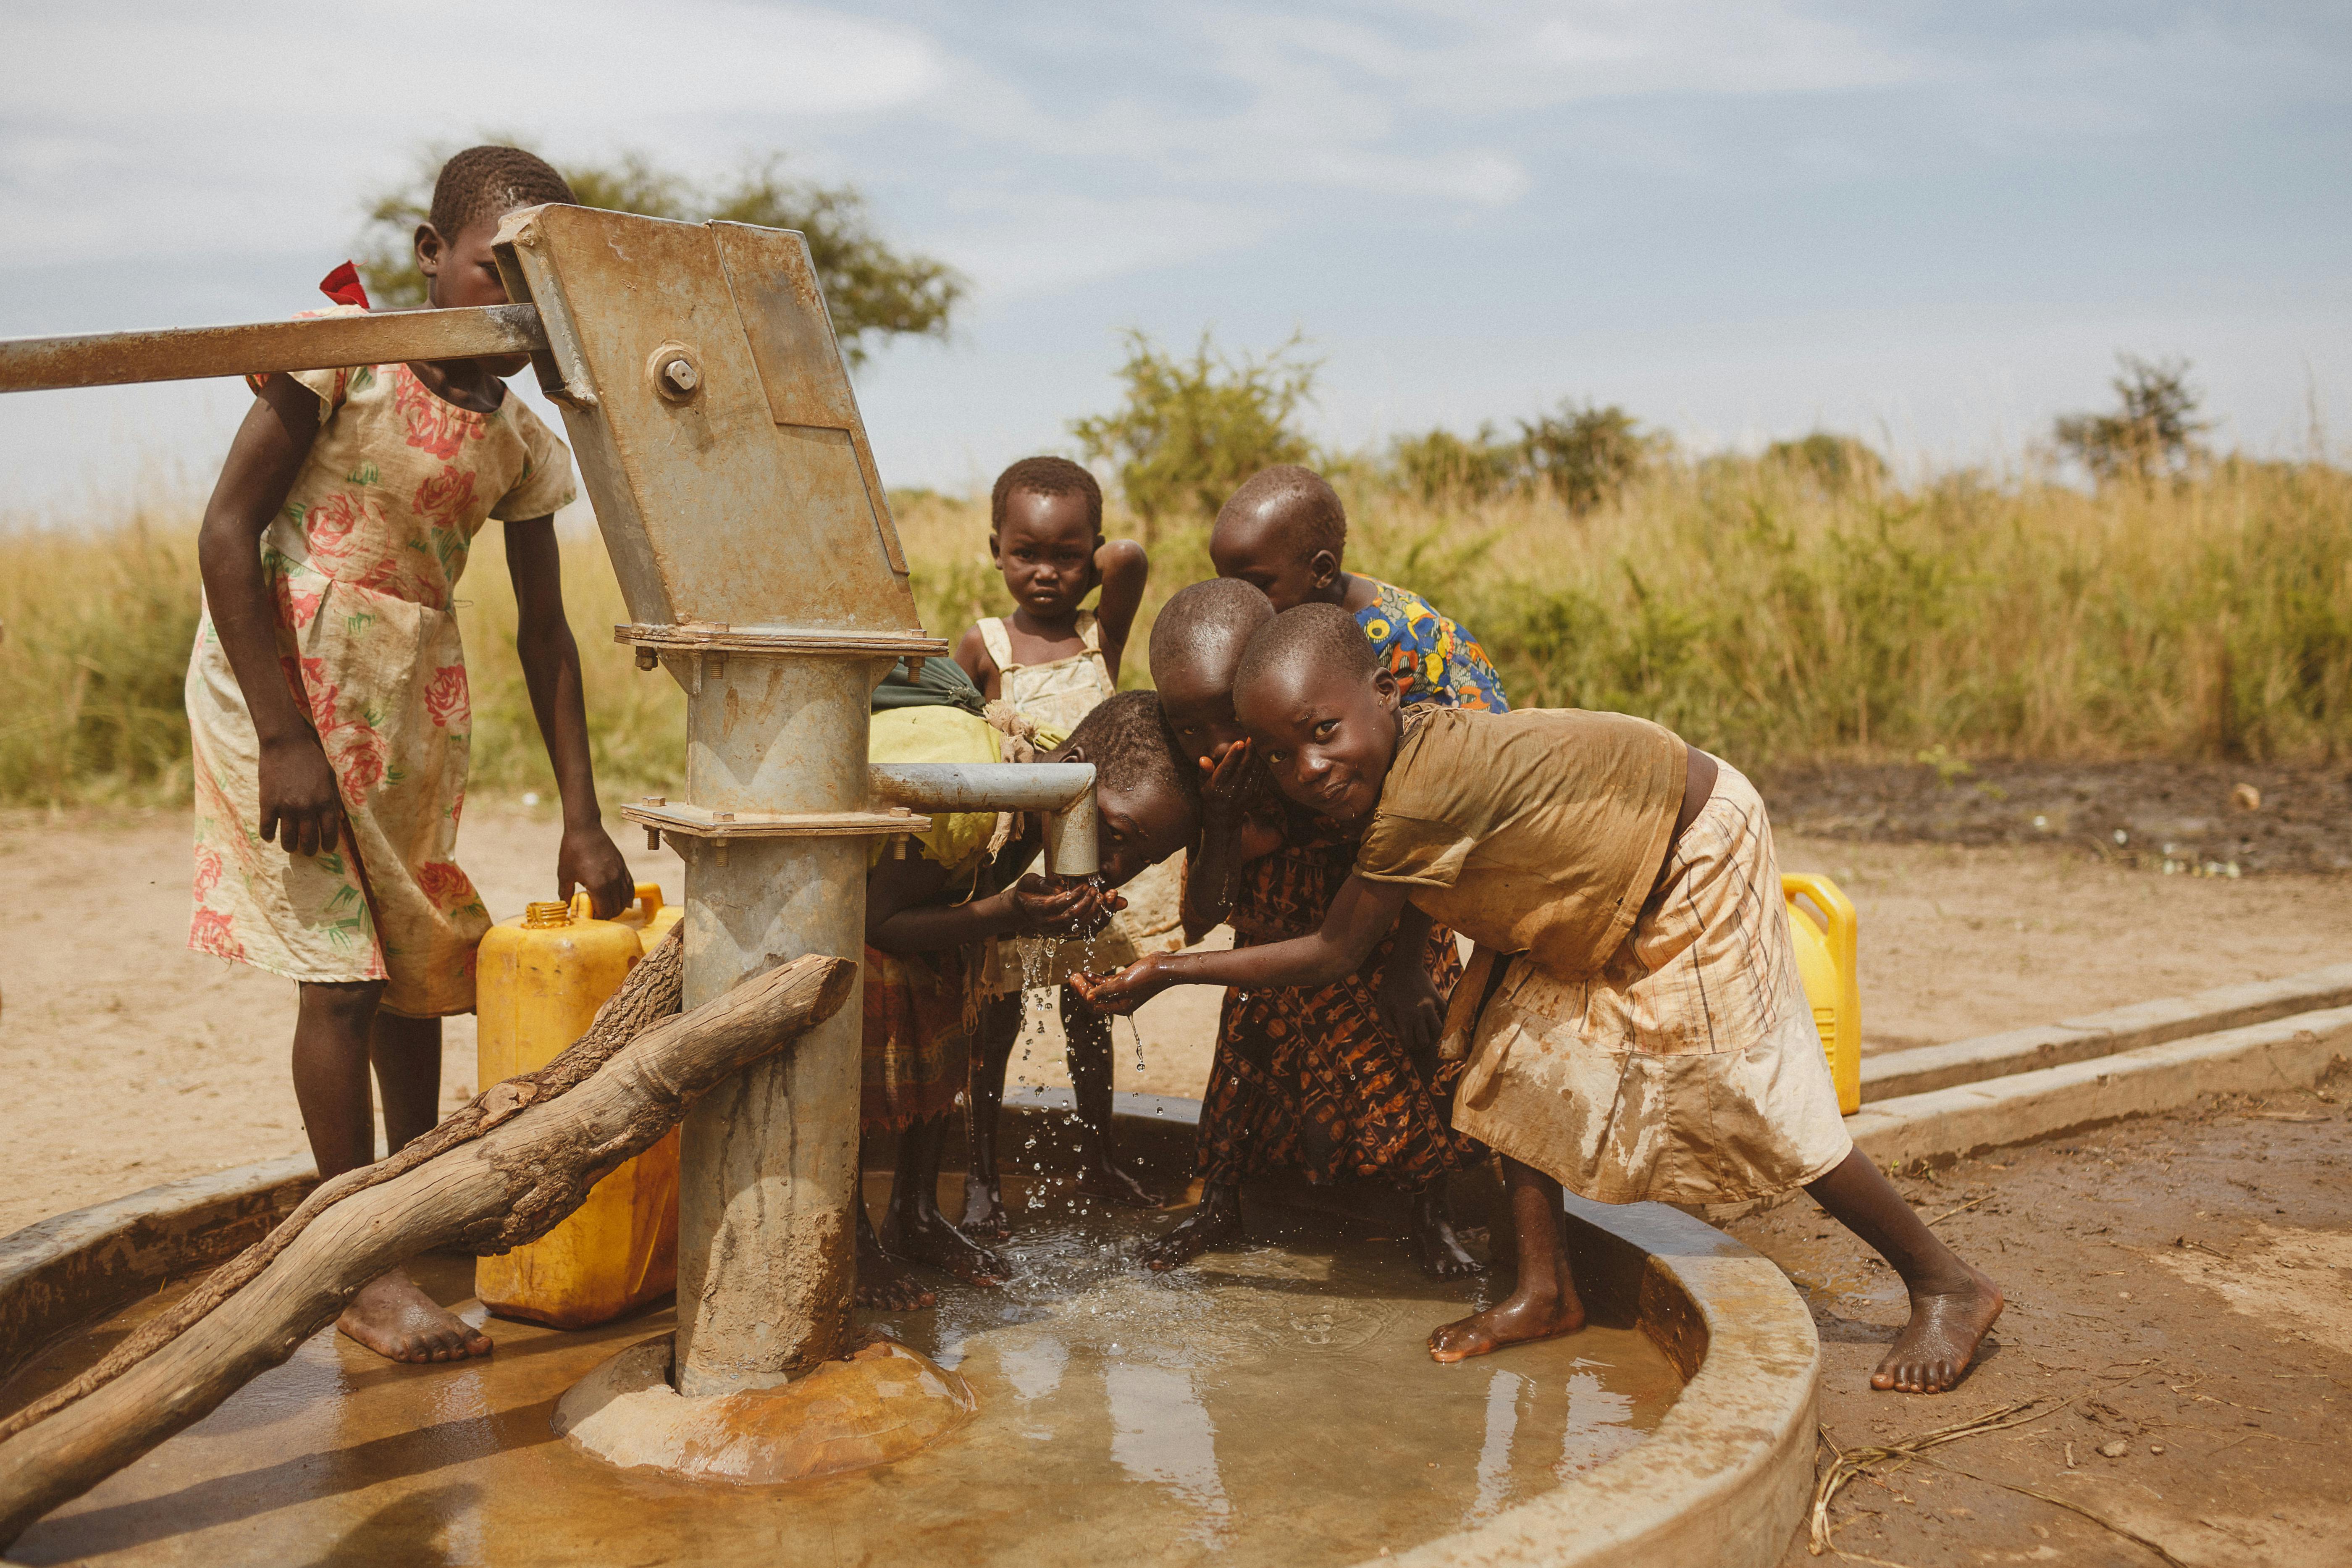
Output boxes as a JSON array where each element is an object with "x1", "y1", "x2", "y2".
[{"x1": 1194, "y1": 804, "x2": 1480, "y2": 1190}]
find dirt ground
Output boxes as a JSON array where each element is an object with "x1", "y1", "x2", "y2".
[
  {"x1": 1748, "y1": 1083, "x2": 2352, "y2": 1568},
  {"x1": 4, "y1": 801, "x2": 2351, "y2": 1236}
]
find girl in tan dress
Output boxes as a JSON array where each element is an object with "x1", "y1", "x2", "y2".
[
  {"x1": 1079, "y1": 605, "x2": 2006, "y2": 1399},
  {"x1": 190, "y1": 148, "x2": 630, "y2": 1366}
]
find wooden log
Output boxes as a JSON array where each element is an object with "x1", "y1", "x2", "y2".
[
  {"x1": 0, "y1": 927, "x2": 687, "y2": 1445},
  {"x1": 0, "y1": 951, "x2": 853, "y2": 1549}
]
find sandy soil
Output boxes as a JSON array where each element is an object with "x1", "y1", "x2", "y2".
[
  {"x1": 1752, "y1": 1084, "x2": 2352, "y2": 1568},
  {"x1": 3, "y1": 806, "x2": 2350, "y2": 1237}
]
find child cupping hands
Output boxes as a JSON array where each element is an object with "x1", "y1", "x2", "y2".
[{"x1": 1074, "y1": 604, "x2": 2004, "y2": 1395}]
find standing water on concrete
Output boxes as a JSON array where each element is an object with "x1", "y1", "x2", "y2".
[{"x1": 3, "y1": 1178, "x2": 1680, "y2": 1567}]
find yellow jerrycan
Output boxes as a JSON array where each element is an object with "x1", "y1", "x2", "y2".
[
  {"x1": 475, "y1": 882, "x2": 681, "y2": 1327},
  {"x1": 1782, "y1": 872, "x2": 1861, "y2": 1115}
]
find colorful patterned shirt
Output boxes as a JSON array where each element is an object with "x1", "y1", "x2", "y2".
[{"x1": 1355, "y1": 578, "x2": 1510, "y2": 712}]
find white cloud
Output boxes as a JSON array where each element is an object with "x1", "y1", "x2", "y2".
[
  {"x1": 933, "y1": 189, "x2": 1280, "y2": 299},
  {"x1": 0, "y1": 0, "x2": 943, "y2": 266}
]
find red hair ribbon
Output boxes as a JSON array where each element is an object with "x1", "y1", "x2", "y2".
[{"x1": 318, "y1": 262, "x2": 370, "y2": 310}]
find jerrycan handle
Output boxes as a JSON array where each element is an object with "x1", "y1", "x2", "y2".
[
  {"x1": 1780, "y1": 873, "x2": 1856, "y2": 973},
  {"x1": 564, "y1": 883, "x2": 662, "y2": 923}
]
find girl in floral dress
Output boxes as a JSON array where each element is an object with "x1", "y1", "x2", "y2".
[{"x1": 189, "y1": 147, "x2": 630, "y2": 1364}]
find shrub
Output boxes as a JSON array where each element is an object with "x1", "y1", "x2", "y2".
[{"x1": 1068, "y1": 330, "x2": 1318, "y2": 543}]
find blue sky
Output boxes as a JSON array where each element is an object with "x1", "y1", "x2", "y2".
[{"x1": 2, "y1": 1, "x2": 2345, "y2": 515}]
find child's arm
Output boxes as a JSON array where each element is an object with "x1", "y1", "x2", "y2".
[
  {"x1": 1178, "y1": 741, "x2": 1279, "y2": 944},
  {"x1": 197, "y1": 378, "x2": 339, "y2": 856},
  {"x1": 1091, "y1": 538, "x2": 1149, "y2": 683},
  {"x1": 1376, "y1": 904, "x2": 1444, "y2": 1063},
  {"x1": 505, "y1": 518, "x2": 633, "y2": 917},
  {"x1": 867, "y1": 854, "x2": 1117, "y2": 954},
  {"x1": 953, "y1": 623, "x2": 1000, "y2": 701},
  {"x1": 1072, "y1": 872, "x2": 1411, "y2": 1013}
]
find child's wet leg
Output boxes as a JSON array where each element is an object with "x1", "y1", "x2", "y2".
[
  {"x1": 1804, "y1": 1149, "x2": 2003, "y2": 1393},
  {"x1": 1410, "y1": 1175, "x2": 1485, "y2": 1279},
  {"x1": 856, "y1": 1161, "x2": 935, "y2": 1311},
  {"x1": 1428, "y1": 1157, "x2": 1584, "y2": 1362},
  {"x1": 960, "y1": 993, "x2": 1021, "y2": 1240},
  {"x1": 883, "y1": 1115, "x2": 1008, "y2": 1287},
  {"x1": 294, "y1": 987, "x2": 488, "y2": 1365},
  {"x1": 1139, "y1": 1179, "x2": 1245, "y2": 1270},
  {"x1": 1063, "y1": 985, "x2": 1161, "y2": 1207}
]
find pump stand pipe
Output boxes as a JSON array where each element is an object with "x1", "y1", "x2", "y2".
[{"x1": 867, "y1": 762, "x2": 1097, "y2": 878}]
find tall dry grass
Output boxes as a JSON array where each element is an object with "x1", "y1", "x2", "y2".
[{"x1": 4, "y1": 455, "x2": 2346, "y2": 811}]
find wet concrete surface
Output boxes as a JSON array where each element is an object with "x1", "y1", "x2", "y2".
[{"x1": 3, "y1": 1173, "x2": 1682, "y2": 1567}]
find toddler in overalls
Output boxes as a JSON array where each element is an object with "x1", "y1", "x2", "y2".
[{"x1": 951, "y1": 457, "x2": 1163, "y2": 1234}]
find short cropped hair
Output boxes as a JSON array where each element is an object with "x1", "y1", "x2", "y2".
[
  {"x1": 429, "y1": 147, "x2": 577, "y2": 240},
  {"x1": 1215, "y1": 464, "x2": 1347, "y2": 559},
  {"x1": 992, "y1": 456, "x2": 1104, "y2": 538},
  {"x1": 1148, "y1": 578, "x2": 1273, "y2": 686},
  {"x1": 1065, "y1": 690, "x2": 1197, "y2": 806},
  {"x1": 1234, "y1": 603, "x2": 1377, "y2": 707}
]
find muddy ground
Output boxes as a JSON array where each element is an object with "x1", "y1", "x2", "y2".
[
  {"x1": 1759, "y1": 758, "x2": 2352, "y2": 877},
  {"x1": 1752, "y1": 1083, "x2": 2352, "y2": 1568}
]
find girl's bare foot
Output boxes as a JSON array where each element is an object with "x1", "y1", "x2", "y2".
[
  {"x1": 1874, "y1": 1264, "x2": 2004, "y2": 1393},
  {"x1": 1428, "y1": 1258, "x2": 1584, "y2": 1363},
  {"x1": 885, "y1": 1212, "x2": 1008, "y2": 1287},
  {"x1": 336, "y1": 1267, "x2": 492, "y2": 1364},
  {"x1": 1139, "y1": 1186, "x2": 1243, "y2": 1271},
  {"x1": 1411, "y1": 1189, "x2": 1486, "y2": 1280},
  {"x1": 960, "y1": 1176, "x2": 1012, "y2": 1242},
  {"x1": 1075, "y1": 1159, "x2": 1163, "y2": 1208},
  {"x1": 856, "y1": 1226, "x2": 937, "y2": 1310}
]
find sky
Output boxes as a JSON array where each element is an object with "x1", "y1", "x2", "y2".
[{"x1": 2, "y1": 0, "x2": 2346, "y2": 515}]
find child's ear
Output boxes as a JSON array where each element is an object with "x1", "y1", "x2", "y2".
[
  {"x1": 414, "y1": 223, "x2": 448, "y2": 280},
  {"x1": 987, "y1": 531, "x2": 1003, "y2": 562},
  {"x1": 1309, "y1": 548, "x2": 1340, "y2": 589},
  {"x1": 1372, "y1": 669, "x2": 1400, "y2": 710}
]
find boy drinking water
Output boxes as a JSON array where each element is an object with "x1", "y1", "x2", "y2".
[
  {"x1": 858, "y1": 688, "x2": 1199, "y2": 1305},
  {"x1": 1138, "y1": 462, "x2": 1511, "y2": 1276},
  {"x1": 189, "y1": 148, "x2": 631, "y2": 1364},
  {"x1": 1148, "y1": 579, "x2": 1484, "y2": 1277},
  {"x1": 1078, "y1": 605, "x2": 2005, "y2": 1395},
  {"x1": 953, "y1": 458, "x2": 1163, "y2": 1234}
]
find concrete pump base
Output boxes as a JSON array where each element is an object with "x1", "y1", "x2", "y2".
[{"x1": 554, "y1": 1332, "x2": 976, "y2": 1484}]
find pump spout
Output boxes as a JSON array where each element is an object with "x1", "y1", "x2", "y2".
[{"x1": 867, "y1": 762, "x2": 1097, "y2": 878}]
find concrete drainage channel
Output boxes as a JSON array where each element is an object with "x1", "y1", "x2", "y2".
[
  {"x1": 3, "y1": 963, "x2": 2345, "y2": 1565},
  {"x1": 1846, "y1": 962, "x2": 2352, "y2": 1174}
]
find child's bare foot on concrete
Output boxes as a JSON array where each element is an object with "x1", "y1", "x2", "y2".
[
  {"x1": 1874, "y1": 1264, "x2": 2003, "y2": 1393},
  {"x1": 857, "y1": 1226, "x2": 937, "y2": 1310},
  {"x1": 336, "y1": 1267, "x2": 492, "y2": 1364},
  {"x1": 1411, "y1": 1188, "x2": 1486, "y2": 1279},
  {"x1": 1076, "y1": 1159, "x2": 1163, "y2": 1209},
  {"x1": 885, "y1": 1212, "x2": 1008, "y2": 1287},
  {"x1": 1139, "y1": 1185, "x2": 1243, "y2": 1271},
  {"x1": 1428, "y1": 1258, "x2": 1584, "y2": 1363},
  {"x1": 959, "y1": 1175, "x2": 1012, "y2": 1242}
]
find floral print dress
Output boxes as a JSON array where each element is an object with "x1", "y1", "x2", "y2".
[{"x1": 185, "y1": 329, "x2": 575, "y2": 1016}]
